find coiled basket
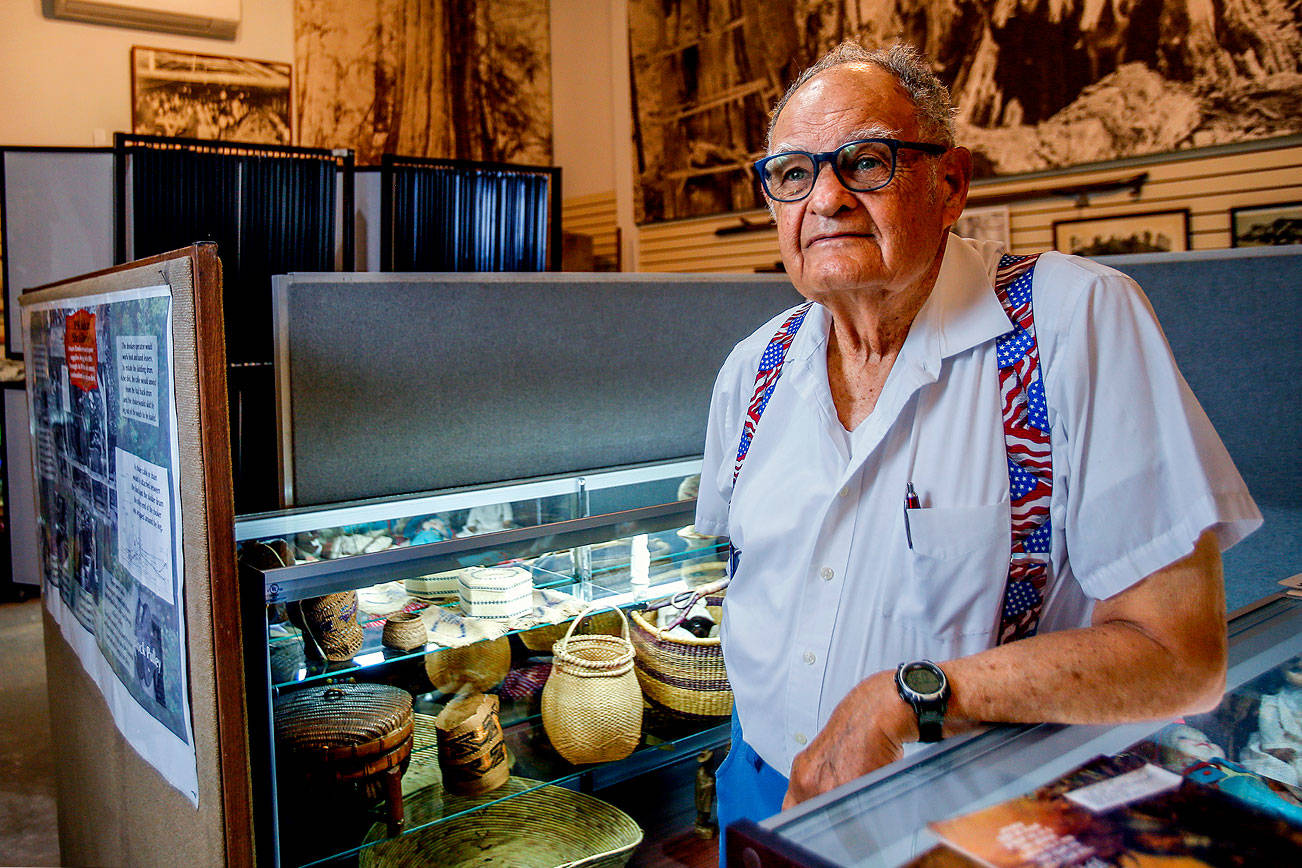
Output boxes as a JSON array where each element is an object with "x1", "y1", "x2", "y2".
[{"x1": 541, "y1": 606, "x2": 643, "y2": 764}]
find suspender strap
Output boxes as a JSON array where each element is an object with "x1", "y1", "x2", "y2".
[
  {"x1": 992, "y1": 253, "x2": 1053, "y2": 643},
  {"x1": 732, "y1": 301, "x2": 815, "y2": 483}
]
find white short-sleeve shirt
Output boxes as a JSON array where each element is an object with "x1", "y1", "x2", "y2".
[{"x1": 695, "y1": 236, "x2": 1261, "y2": 776}]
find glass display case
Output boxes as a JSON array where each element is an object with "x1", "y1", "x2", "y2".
[
  {"x1": 237, "y1": 458, "x2": 732, "y2": 867},
  {"x1": 730, "y1": 593, "x2": 1302, "y2": 867}
]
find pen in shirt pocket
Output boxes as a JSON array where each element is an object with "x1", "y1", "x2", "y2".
[{"x1": 904, "y1": 482, "x2": 920, "y2": 549}]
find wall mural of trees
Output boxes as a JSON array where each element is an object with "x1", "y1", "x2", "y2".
[
  {"x1": 295, "y1": 0, "x2": 552, "y2": 166},
  {"x1": 629, "y1": 0, "x2": 1302, "y2": 223}
]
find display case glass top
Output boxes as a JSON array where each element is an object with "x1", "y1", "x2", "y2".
[{"x1": 748, "y1": 594, "x2": 1302, "y2": 867}]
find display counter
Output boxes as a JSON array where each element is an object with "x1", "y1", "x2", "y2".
[
  {"x1": 238, "y1": 459, "x2": 732, "y2": 867},
  {"x1": 731, "y1": 593, "x2": 1302, "y2": 867}
]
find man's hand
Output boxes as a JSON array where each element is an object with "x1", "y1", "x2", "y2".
[{"x1": 782, "y1": 669, "x2": 917, "y2": 808}]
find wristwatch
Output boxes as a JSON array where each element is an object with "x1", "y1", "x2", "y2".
[{"x1": 895, "y1": 660, "x2": 950, "y2": 743}]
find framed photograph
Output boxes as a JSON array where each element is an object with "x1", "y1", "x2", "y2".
[
  {"x1": 954, "y1": 205, "x2": 1011, "y2": 246},
  {"x1": 131, "y1": 46, "x2": 292, "y2": 145},
  {"x1": 1052, "y1": 210, "x2": 1190, "y2": 257},
  {"x1": 1230, "y1": 202, "x2": 1302, "y2": 247}
]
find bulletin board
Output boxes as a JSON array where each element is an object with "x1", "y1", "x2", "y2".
[{"x1": 20, "y1": 244, "x2": 250, "y2": 867}]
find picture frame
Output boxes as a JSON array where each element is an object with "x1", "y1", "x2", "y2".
[
  {"x1": 1230, "y1": 202, "x2": 1302, "y2": 248},
  {"x1": 953, "y1": 205, "x2": 1011, "y2": 246},
  {"x1": 131, "y1": 46, "x2": 293, "y2": 146},
  {"x1": 1052, "y1": 210, "x2": 1190, "y2": 257}
]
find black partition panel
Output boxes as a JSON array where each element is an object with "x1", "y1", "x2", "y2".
[
  {"x1": 381, "y1": 154, "x2": 561, "y2": 272},
  {"x1": 117, "y1": 134, "x2": 354, "y2": 512},
  {"x1": 274, "y1": 273, "x2": 802, "y2": 506}
]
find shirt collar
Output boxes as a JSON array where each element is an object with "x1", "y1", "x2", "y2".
[{"x1": 908, "y1": 235, "x2": 1011, "y2": 369}]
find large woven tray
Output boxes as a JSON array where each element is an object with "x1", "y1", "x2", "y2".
[{"x1": 359, "y1": 776, "x2": 642, "y2": 868}]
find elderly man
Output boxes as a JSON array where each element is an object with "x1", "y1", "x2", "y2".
[{"x1": 693, "y1": 41, "x2": 1261, "y2": 834}]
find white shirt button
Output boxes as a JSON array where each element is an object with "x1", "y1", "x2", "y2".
[
  {"x1": 819, "y1": 566, "x2": 834, "y2": 581},
  {"x1": 803, "y1": 651, "x2": 816, "y2": 665},
  {"x1": 839, "y1": 487, "x2": 850, "y2": 498},
  {"x1": 794, "y1": 732, "x2": 807, "y2": 745}
]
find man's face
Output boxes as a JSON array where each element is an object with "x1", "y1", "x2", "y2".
[{"x1": 767, "y1": 64, "x2": 967, "y2": 302}]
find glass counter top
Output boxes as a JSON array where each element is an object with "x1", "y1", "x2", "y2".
[{"x1": 750, "y1": 594, "x2": 1302, "y2": 867}]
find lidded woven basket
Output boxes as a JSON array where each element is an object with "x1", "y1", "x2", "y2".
[
  {"x1": 274, "y1": 682, "x2": 414, "y2": 761},
  {"x1": 274, "y1": 682, "x2": 415, "y2": 833},
  {"x1": 541, "y1": 606, "x2": 643, "y2": 764}
]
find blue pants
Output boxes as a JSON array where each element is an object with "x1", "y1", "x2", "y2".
[{"x1": 717, "y1": 709, "x2": 788, "y2": 863}]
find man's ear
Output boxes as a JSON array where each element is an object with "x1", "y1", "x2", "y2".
[{"x1": 938, "y1": 146, "x2": 973, "y2": 229}]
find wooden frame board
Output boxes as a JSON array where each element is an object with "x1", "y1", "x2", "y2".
[{"x1": 21, "y1": 244, "x2": 250, "y2": 867}]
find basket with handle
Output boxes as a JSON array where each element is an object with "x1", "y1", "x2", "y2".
[
  {"x1": 541, "y1": 606, "x2": 643, "y2": 764},
  {"x1": 629, "y1": 586, "x2": 731, "y2": 719}
]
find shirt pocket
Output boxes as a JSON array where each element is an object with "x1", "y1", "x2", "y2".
[{"x1": 895, "y1": 500, "x2": 1010, "y2": 638}]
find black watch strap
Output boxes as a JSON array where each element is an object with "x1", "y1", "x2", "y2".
[{"x1": 916, "y1": 706, "x2": 945, "y2": 743}]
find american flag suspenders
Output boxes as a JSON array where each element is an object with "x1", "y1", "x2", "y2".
[{"x1": 730, "y1": 253, "x2": 1053, "y2": 643}]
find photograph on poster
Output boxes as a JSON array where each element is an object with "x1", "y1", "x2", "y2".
[
  {"x1": 1053, "y1": 210, "x2": 1190, "y2": 257},
  {"x1": 627, "y1": 0, "x2": 1302, "y2": 223},
  {"x1": 954, "y1": 205, "x2": 1011, "y2": 246},
  {"x1": 1231, "y1": 202, "x2": 1302, "y2": 247},
  {"x1": 132, "y1": 46, "x2": 293, "y2": 145}
]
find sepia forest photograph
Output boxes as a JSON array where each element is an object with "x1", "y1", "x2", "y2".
[
  {"x1": 628, "y1": 0, "x2": 1302, "y2": 224},
  {"x1": 295, "y1": 0, "x2": 552, "y2": 166}
]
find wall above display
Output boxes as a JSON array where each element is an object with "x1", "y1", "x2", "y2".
[
  {"x1": 627, "y1": 0, "x2": 1302, "y2": 224},
  {"x1": 294, "y1": 0, "x2": 553, "y2": 166},
  {"x1": 131, "y1": 46, "x2": 292, "y2": 145}
]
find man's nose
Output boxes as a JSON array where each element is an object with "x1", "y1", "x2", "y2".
[{"x1": 807, "y1": 159, "x2": 855, "y2": 212}]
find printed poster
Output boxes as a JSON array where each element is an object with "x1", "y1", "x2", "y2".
[{"x1": 21, "y1": 285, "x2": 198, "y2": 805}]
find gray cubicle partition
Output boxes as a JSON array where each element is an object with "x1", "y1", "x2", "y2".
[
  {"x1": 1, "y1": 148, "x2": 116, "y2": 357},
  {"x1": 272, "y1": 272, "x2": 802, "y2": 507},
  {"x1": 1096, "y1": 246, "x2": 1302, "y2": 611}
]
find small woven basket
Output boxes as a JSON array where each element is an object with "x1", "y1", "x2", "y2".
[
  {"x1": 359, "y1": 777, "x2": 642, "y2": 868},
  {"x1": 629, "y1": 597, "x2": 731, "y2": 718},
  {"x1": 298, "y1": 591, "x2": 364, "y2": 661},
  {"x1": 434, "y1": 693, "x2": 509, "y2": 796},
  {"x1": 541, "y1": 607, "x2": 643, "y2": 764},
  {"x1": 381, "y1": 612, "x2": 427, "y2": 652},
  {"x1": 424, "y1": 636, "x2": 511, "y2": 695},
  {"x1": 520, "y1": 608, "x2": 623, "y2": 653}
]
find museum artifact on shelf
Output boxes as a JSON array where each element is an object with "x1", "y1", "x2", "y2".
[
  {"x1": 273, "y1": 683, "x2": 415, "y2": 835},
  {"x1": 542, "y1": 607, "x2": 645, "y2": 764},
  {"x1": 631, "y1": 584, "x2": 732, "y2": 719},
  {"x1": 434, "y1": 692, "x2": 510, "y2": 796}
]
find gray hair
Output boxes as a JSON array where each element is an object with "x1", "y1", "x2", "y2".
[{"x1": 766, "y1": 42, "x2": 957, "y2": 152}]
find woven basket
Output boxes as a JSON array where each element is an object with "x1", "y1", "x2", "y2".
[
  {"x1": 541, "y1": 607, "x2": 643, "y2": 764},
  {"x1": 520, "y1": 608, "x2": 623, "y2": 653},
  {"x1": 434, "y1": 693, "x2": 509, "y2": 796},
  {"x1": 381, "y1": 612, "x2": 427, "y2": 652},
  {"x1": 359, "y1": 776, "x2": 641, "y2": 868},
  {"x1": 298, "y1": 591, "x2": 364, "y2": 661},
  {"x1": 424, "y1": 636, "x2": 511, "y2": 695},
  {"x1": 629, "y1": 599, "x2": 731, "y2": 718}
]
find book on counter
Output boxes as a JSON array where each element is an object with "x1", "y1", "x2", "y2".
[{"x1": 926, "y1": 753, "x2": 1302, "y2": 867}]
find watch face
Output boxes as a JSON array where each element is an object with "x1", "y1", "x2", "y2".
[{"x1": 900, "y1": 661, "x2": 947, "y2": 699}]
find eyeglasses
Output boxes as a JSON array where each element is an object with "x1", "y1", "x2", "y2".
[{"x1": 754, "y1": 137, "x2": 948, "y2": 202}]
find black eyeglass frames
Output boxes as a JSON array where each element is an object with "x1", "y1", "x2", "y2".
[{"x1": 754, "y1": 138, "x2": 949, "y2": 202}]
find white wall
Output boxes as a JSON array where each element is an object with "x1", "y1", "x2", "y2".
[{"x1": 0, "y1": 0, "x2": 293, "y2": 147}]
